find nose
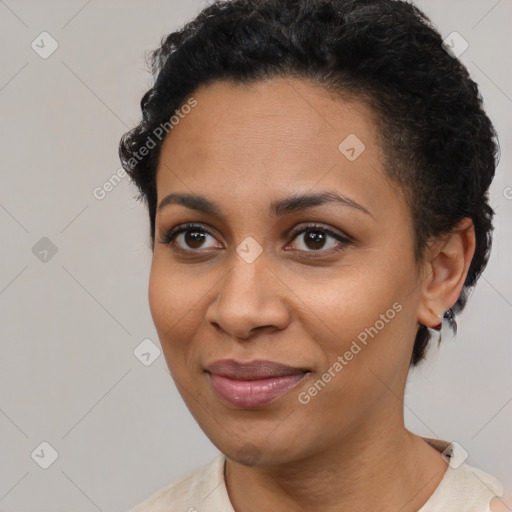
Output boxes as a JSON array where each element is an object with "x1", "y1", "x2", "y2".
[{"x1": 205, "y1": 251, "x2": 291, "y2": 340}]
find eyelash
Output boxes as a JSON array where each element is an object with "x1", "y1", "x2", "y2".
[{"x1": 158, "y1": 222, "x2": 354, "y2": 256}]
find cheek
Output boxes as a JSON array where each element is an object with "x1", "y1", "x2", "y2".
[
  {"x1": 148, "y1": 257, "x2": 171, "y2": 333},
  {"x1": 148, "y1": 256, "x2": 191, "y2": 353},
  {"x1": 298, "y1": 282, "x2": 411, "y2": 423},
  {"x1": 148, "y1": 253, "x2": 197, "y2": 328},
  {"x1": 303, "y1": 266, "x2": 393, "y2": 331},
  {"x1": 147, "y1": 255, "x2": 211, "y2": 374},
  {"x1": 306, "y1": 252, "x2": 415, "y2": 367}
]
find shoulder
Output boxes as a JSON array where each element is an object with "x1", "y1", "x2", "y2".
[
  {"x1": 422, "y1": 462, "x2": 503, "y2": 511},
  {"x1": 129, "y1": 454, "x2": 231, "y2": 512},
  {"x1": 430, "y1": 464, "x2": 503, "y2": 512},
  {"x1": 419, "y1": 439, "x2": 503, "y2": 512}
]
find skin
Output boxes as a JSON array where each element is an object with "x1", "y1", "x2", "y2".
[{"x1": 148, "y1": 77, "x2": 476, "y2": 511}]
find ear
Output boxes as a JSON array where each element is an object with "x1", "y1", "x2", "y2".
[{"x1": 416, "y1": 218, "x2": 476, "y2": 328}]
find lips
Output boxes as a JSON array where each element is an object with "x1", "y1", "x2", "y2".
[{"x1": 205, "y1": 359, "x2": 309, "y2": 408}]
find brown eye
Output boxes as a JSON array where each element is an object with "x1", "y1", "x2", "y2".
[
  {"x1": 182, "y1": 229, "x2": 208, "y2": 249},
  {"x1": 288, "y1": 224, "x2": 353, "y2": 254},
  {"x1": 159, "y1": 222, "x2": 353, "y2": 255},
  {"x1": 159, "y1": 223, "x2": 221, "y2": 251},
  {"x1": 302, "y1": 229, "x2": 329, "y2": 250}
]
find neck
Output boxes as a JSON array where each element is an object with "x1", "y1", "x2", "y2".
[{"x1": 225, "y1": 408, "x2": 448, "y2": 512}]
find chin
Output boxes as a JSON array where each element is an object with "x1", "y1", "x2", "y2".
[{"x1": 203, "y1": 422, "x2": 312, "y2": 467}]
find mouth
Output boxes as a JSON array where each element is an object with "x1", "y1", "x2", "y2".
[{"x1": 205, "y1": 359, "x2": 310, "y2": 408}]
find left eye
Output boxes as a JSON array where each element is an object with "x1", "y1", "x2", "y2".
[{"x1": 288, "y1": 226, "x2": 352, "y2": 253}]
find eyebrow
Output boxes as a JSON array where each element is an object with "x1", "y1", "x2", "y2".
[{"x1": 157, "y1": 191, "x2": 374, "y2": 219}]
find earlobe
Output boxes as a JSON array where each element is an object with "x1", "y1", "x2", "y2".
[{"x1": 416, "y1": 218, "x2": 476, "y2": 329}]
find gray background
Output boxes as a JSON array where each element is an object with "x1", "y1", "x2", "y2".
[{"x1": 0, "y1": 0, "x2": 511, "y2": 510}]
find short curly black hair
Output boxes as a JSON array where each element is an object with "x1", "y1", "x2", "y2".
[{"x1": 119, "y1": 0, "x2": 499, "y2": 366}]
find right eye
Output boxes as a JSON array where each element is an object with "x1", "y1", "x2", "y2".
[{"x1": 159, "y1": 223, "x2": 222, "y2": 252}]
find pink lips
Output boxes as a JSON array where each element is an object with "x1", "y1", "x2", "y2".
[{"x1": 205, "y1": 359, "x2": 309, "y2": 408}]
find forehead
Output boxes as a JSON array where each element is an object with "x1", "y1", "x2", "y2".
[
  {"x1": 159, "y1": 77, "x2": 379, "y2": 165},
  {"x1": 155, "y1": 77, "x2": 402, "y2": 220}
]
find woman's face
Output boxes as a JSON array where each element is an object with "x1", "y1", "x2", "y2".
[{"x1": 149, "y1": 77, "x2": 426, "y2": 465}]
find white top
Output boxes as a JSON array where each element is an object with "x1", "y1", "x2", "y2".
[{"x1": 130, "y1": 439, "x2": 503, "y2": 512}]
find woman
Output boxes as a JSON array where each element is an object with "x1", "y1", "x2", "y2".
[{"x1": 119, "y1": 0, "x2": 504, "y2": 510}]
